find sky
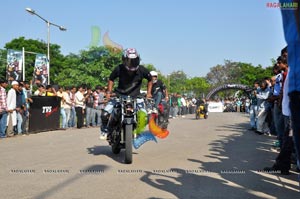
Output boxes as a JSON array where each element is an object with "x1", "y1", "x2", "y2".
[{"x1": 0, "y1": 0, "x2": 286, "y2": 77}]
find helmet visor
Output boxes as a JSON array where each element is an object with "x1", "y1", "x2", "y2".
[{"x1": 125, "y1": 58, "x2": 140, "y2": 71}]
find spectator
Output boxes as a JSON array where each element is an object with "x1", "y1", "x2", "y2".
[
  {"x1": 6, "y1": 81, "x2": 19, "y2": 137},
  {"x1": 84, "y1": 86, "x2": 94, "y2": 127},
  {"x1": 269, "y1": 58, "x2": 287, "y2": 147},
  {"x1": 33, "y1": 84, "x2": 46, "y2": 96},
  {"x1": 177, "y1": 94, "x2": 182, "y2": 117},
  {"x1": 0, "y1": 80, "x2": 8, "y2": 138},
  {"x1": 279, "y1": 1, "x2": 300, "y2": 171},
  {"x1": 22, "y1": 81, "x2": 32, "y2": 133},
  {"x1": 57, "y1": 86, "x2": 69, "y2": 129},
  {"x1": 236, "y1": 98, "x2": 242, "y2": 112},
  {"x1": 68, "y1": 86, "x2": 76, "y2": 128},
  {"x1": 264, "y1": 60, "x2": 294, "y2": 174},
  {"x1": 181, "y1": 95, "x2": 187, "y2": 117},
  {"x1": 15, "y1": 82, "x2": 26, "y2": 135},
  {"x1": 75, "y1": 85, "x2": 85, "y2": 129},
  {"x1": 249, "y1": 80, "x2": 259, "y2": 131},
  {"x1": 255, "y1": 80, "x2": 272, "y2": 135},
  {"x1": 45, "y1": 85, "x2": 57, "y2": 96},
  {"x1": 92, "y1": 86, "x2": 105, "y2": 127},
  {"x1": 63, "y1": 87, "x2": 72, "y2": 129},
  {"x1": 245, "y1": 98, "x2": 250, "y2": 114},
  {"x1": 191, "y1": 96, "x2": 197, "y2": 114}
]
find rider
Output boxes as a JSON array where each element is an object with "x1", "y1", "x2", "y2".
[
  {"x1": 150, "y1": 71, "x2": 168, "y2": 109},
  {"x1": 100, "y1": 48, "x2": 153, "y2": 140},
  {"x1": 150, "y1": 71, "x2": 169, "y2": 128},
  {"x1": 196, "y1": 98, "x2": 208, "y2": 115}
]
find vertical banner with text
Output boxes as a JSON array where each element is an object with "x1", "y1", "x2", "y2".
[
  {"x1": 6, "y1": 49, "x2": 23, "y2": 83},
  {"x1": 33, "y1": 54, "x2": 48, "y2": 86}
]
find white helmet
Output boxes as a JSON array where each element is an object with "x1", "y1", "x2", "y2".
[{"x1": 150, "y1": 71, "x2": 158, "y2": 77}]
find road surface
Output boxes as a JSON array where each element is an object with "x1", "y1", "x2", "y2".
[{"x1": 0, "y1": 113, "x2": 299, "y2": 199}]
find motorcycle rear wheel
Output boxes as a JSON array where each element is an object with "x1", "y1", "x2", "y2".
[
  {"x1": 195, "y1": 111, "x2": 199, "y2": 120},
  {"x1": 125, "y1": 124, "x2": 133, "y2": 164}
]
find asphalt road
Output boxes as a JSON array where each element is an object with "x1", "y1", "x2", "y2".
[{"x1": 0, "y1": 112, "x2": 299, "y2": 199}]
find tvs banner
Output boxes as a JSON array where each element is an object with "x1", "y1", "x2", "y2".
[
  {"x1": 6, "y1": 49, "x2": 23, "y2": 83},
  {"x1": 33, "y1": 54, "x2": 48, "y2": 86},
  {"x1": 29, "y1": 96, "x2": 61, "y2": 133}
]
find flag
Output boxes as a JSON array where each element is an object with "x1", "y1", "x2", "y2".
[
  {"x1": 33, "y1": 54, "x2": 48, "y2": 86},
  {"x1": 6, "y1": 49, "x2": 23, "y2": 83}
]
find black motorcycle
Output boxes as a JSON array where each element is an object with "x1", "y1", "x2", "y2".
[{"x1": 107, "y1": 96, "x2": 138, "y2": 164}]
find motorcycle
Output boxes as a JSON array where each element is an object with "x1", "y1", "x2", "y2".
[
  {"x1": 195, "y1": 104, "x2": 208, "y2": 119},
  {"x1": 107, "y1": 95, "x2": 138, "y2": 164},
  {"x1": 106, "y1": 95, "x2": 169, "y2": 164},
  {"x1": 146, "y1": 99, "x2": 169, "y2": 129}
]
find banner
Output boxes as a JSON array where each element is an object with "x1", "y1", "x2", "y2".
[
  {"x1": 29, "y1": 96, "x2": 61, "y2": 133},
  {"x1": 6, "y1": 49, "x2": 23, "y2": 83},
  {"x1": 33, "y1": 54, "x2": 48, "y2": 86},
  {"x1": 207, "y1": 102, "x2": 224, "y2": 112}
]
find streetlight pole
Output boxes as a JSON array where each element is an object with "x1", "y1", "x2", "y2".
[
  {"x1": 47, "y1": 21, "x2": 50, "y2": 74},
  {"x1": 25, "y1": 7, "x2": 66, "y2": 85}
]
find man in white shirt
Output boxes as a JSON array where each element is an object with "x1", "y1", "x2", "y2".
[
  {"x1": 6, "y1": 81, "x2": 19, "y2": 137},
  {"x1": 75, "y1": 85, "x2": 86, "y2": 129}
]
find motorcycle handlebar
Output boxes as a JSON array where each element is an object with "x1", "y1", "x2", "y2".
[{"x1": 108, "y1": 92, "x2": 152, "y2": 100}]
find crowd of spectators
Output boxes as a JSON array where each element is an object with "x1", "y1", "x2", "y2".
[
  {"x1": 0, "y1": 78, "x2": 208, "y2": 139},
  {"x1": 0, "y1": 82, "x2": 107, "y2": 138},
  {"x1": 167, "y1": 93, "x2": 200, "y2": 118},
  {"x1": 246, "y1": 46, "x2": 299, "y2": 174}
]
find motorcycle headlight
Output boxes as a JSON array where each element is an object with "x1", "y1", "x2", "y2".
[{"x1": 125, "y1": 103, "x2": 134, "y2": 113}]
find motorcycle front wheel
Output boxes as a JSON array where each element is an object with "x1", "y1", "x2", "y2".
[{"x1": 111, "y1": 130, "x2": 121, "y2": 154}]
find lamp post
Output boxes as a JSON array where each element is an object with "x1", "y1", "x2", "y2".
[{"x1": 26, "y1": 7, "x2": 66, "y2": 84}]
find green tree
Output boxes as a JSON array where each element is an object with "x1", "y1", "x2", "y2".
[
  {"x1": 0, "y1": 49, "x2": 7, "y2": 80},
  {"x1": 205, "y1": 60, "x2": 274, "y2": 99},
  {"x1": 55, "y1": 46, "x2": 122, "y2": 87},
  {"x1": 168, "y1": 70, "x2": 187, "y2": 94},
  {"x1": 186, "y1": 77, "x2": 210, "y2": 97},
  {"x1": 206, "y1": 60, "x2": 242, "y2": 86},
  {"x1": 238, "y1": 63, "x2": 273, "y2": 86}
]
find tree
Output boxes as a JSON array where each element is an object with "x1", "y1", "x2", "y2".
[
  {"x1": 0, "y1": 49, "x2": 7, "y2": 80},
  {"x1": 206, "y1": 60, "x2": 273, "y2": 87},
  {"x1": 55, "y1": 46, "x2": 122, "y2": 87},
  {"x1": 186, "y1": 77, "x2": 210, "y2": 97},
  {"x1": 205, "y1": 60, "x2": 241, "y2": 86},
  {"x1": 167, "y1": 70, "x2": 187, "y2": 94},
  {"x1": 205, "y1": 60, "x2": 274, "y2": 99},
  {"x1": 238, "y1": 63, "x2": 272, "y2": 86}
]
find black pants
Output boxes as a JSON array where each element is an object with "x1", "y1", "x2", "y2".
[
  {"x1": 289, "y1": 91, "x2": 300, "y2": 167},
  {"x1": 274, "y1": 116, "x2": 294, "y2": 171},
  {"x1": 75, "y1": 107, "x2": 84, "y2": 128}
]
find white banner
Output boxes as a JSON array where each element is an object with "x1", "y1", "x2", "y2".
[{"x1": 208, "y1": 102, "x2": 224, "y2": 112}]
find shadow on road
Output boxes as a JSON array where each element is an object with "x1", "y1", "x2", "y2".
[
  {"x1": 86, "y1": 145, "x2": 138, "y2": 164},
  {"x1": 33, "y1": 164, "x2": 109, "y2": 199},
  {"x1": 140, "y1": 120, "x2": 300, "y2": 198}
]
